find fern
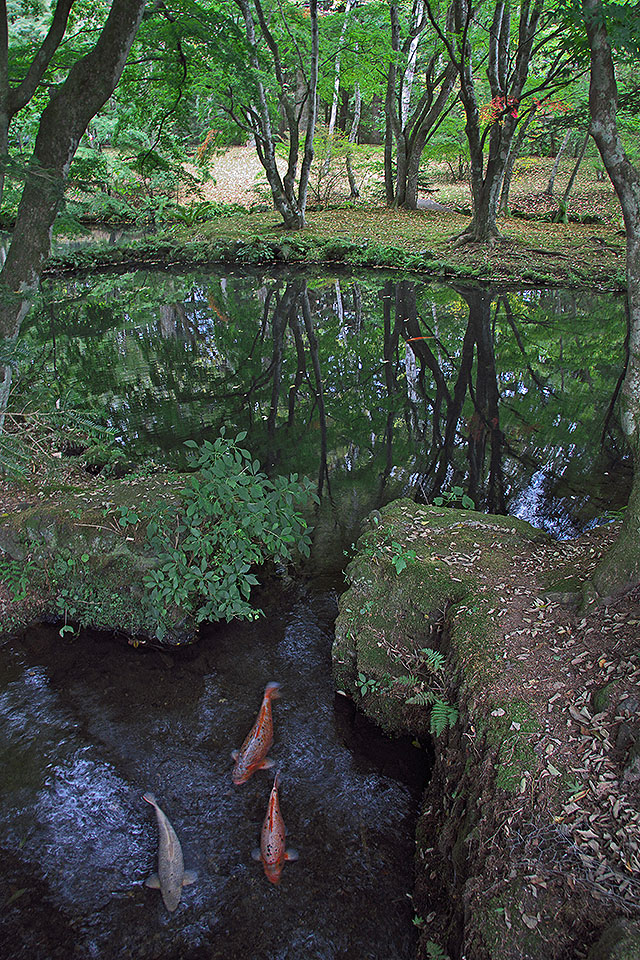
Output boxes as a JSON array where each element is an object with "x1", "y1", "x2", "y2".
[
  {"x1": 420, "y1": 647, "x2": 445, "y2": 672},
  {"x1": 430, "y1": 698, "x2": 459, "y2": 736},
  {"x1": 396, "y1": 673, "x2": 421, "y2": 687},
  {"x1": 406, "y1": 689, "x2": 435, "y2": 706},
  {"x1": 0, "y1": 432, "x2": 31, "y2": 478},
  {"x1": 425, "y1": 942, "x2": 450, "y2": 960}
]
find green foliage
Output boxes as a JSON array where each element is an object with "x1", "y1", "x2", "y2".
[
  {"x1": 307, "y1": 124, "x2": 357, "y2": 206},
  {"x1": 3, "y1": 433, "x2": 314, "y2": 641},
  {"x1": 433, "y1": 486, "x2": 475, "y2": 510},
  {"x1": 425, "y1": 942, "x2": 451, "y2": 960},
  {"x1": 0, "y1": 557, "x2": 35, "y2": 601},
  {"x1": 141, "y1": 432, "x2": 316, "y2": 639},
  {"x1": 396, "y1": 646, "x2": 459, "y2": 736},
  {"x1": 389, "y1": 541, "x2": 417, "y2": 574},
  {"x1": 0, "y1": 403, "x2": 123, "y2": 481},
  {"x1": 356, "y1": 671, "x2": 385, "y2": 696}
]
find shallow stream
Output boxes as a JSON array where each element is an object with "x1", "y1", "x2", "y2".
[{"x1": 0, "y1": 577, "x2": 425, "y2": 959}]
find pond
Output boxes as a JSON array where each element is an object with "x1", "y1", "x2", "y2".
[
  {"x1": 1, "y1": 267, "x2": 630, "y2": 958},
  {"x1": 18, "y1": 267, "x2": 630, "y2": 543}
]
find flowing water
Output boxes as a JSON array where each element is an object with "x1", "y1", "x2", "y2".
[
  {"x1": 0, "y1": 577, "x2": 425, "y2": 959},
  {"x1": 1, "y1": 267, "x2": 631, "y2": 958}
]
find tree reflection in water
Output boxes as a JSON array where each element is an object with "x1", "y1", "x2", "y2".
[{"x1": 16, "y1": 269, "x2": 629, "y2": 537}]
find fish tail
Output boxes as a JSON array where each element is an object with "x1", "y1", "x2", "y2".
[
  {"x1": 143, "y1": 792, "x2": 156, "y2": 805},
  {"x1": 265, "y1": 681, "x2": 281, "y2": 699},
  {"x1": 273, "y1": 771, "x2": 280, "y2": 790}
]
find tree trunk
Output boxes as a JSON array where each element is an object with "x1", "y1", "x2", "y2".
[
  {"x1": 426, "y1": 0, "x2": 546, "y2": 241},
  {"x1": 499, "y1": 109, "x2": 534, "y2": 216},
  {"x1": 384, "y1": 3, "x2": 400, "y2": 205},
  {"x1": 237, "y1": 0, "x2": 318, "y2": 230},
  {"x1": 322, "y1": 0, "x2": 352, "y2": 176},
  {"x1": 0, "y1": 0, "x2": 146, "y2": 420},
  {"x1": 582, "y1": 0, "x2": 640, "y2": 596},
  {"x1": 544, "y1": 128, "x2": 571, "y2": 197},
  {"x1": 345, "y1": 82, "x2": 361, "y2": 198},
  {"x1": 400, "y1": 1, "x2": 424, "y2": 127},
  {"x1": 553, "y1": 127, "x2": 590, "y2": 222},
  {"x1": 0, "y1": 1, "x2": 8, "y2": 207},
  {"x1": 297, "y1": 0, "x2": 319, "y2": 221}
]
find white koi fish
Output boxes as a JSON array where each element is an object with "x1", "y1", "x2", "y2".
[{"x1": 143, "y1": 792, "x2": 196, "y2": 912}]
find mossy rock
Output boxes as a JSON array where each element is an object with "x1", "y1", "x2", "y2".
[
  {"x1": 591, "y1": 680, "x2": 619, "y2": 714},
  {"x1": 333, "y1": 499, "x2": 548, "y2": 736},
  {"x1": 587, "y1": 920, "x2": 640, "y2": 960},
  {"x1": 0, "y1": 476, "x2": 192, "y2": 643}
]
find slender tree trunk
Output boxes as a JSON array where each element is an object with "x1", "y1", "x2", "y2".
[
  {"x1": 426, "y1": 0, "x2": 546, "y2": 241},
  {"x1": 297, "y1": 0, "x2": 318, "y2": 220},
  {"x1": 582, "y1": 0, "x2": 640, "y2": 595},
  {"x1": 237, "y1": 0, "x2": 318, "y2": 229},
  {"x1": 0, "y1": 0, "x2": 8, "y2": 207},
  {"x1": 384, "y1": 3, "x2": 400, "y2": 205},
  {"x1": 322, "y1": 0, "x2": 352, "y2": 176},
  {"x1": 553, "y1": 127, "x2": 590, "y2": 222},
  {"x1": 402, "y1": 67, "x2": 457, "y2": 209},
  {"x1": 499, "y1": 110, "x2": 534, "y2": 216},
  {"x1": 545, "y1": 128, "x2": 571, "y2": 196},
  {"x1": 401, "y1": 3, "x2": 424, "y2": 127},
  {"x1": 345, "y1": 82, "x2": 361, "y2": 198}
]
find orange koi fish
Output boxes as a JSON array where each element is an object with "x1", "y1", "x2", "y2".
[
  {"x1": 231, "y1": 681, "x2": 281, "y2": 785},
  {"x1": 252, "y1": 773, "x2": 298, "y2": 884}
]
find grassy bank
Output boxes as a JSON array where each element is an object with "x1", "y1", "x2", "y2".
[{"x1": 46, "y1": 202, "x2": 627, "y2": 290}]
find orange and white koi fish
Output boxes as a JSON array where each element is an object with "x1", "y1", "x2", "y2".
[
  {"x1": 252, "y1": 772, "x2": 298, "y2": 884},
  {"x1": 231, "y1": 681, "x2": 281, "y2": 785}
]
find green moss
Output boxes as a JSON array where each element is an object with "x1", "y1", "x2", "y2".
[
  {"x1": 478, "y1": 879, "x2": 563, "y2": 959},
  {"x1": 333, "y1": 500, "x2": 548, "y2": 740},
  {"x1": 484, "y1": 699, "x2": 540, "y2": 793},
  {"x1": 591, "y1": 681, "x2": 618, "y2": 714},
  {"x1": 587, "y1": 920, "x2": 640, "y2": 960},
  {"x1": 43, "y1": 205, "x2": 627, "y2": 290}
]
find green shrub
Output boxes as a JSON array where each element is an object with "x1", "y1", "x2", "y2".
[{"x1": 142, "y1": 432, "x2": 317, "y2": 639}]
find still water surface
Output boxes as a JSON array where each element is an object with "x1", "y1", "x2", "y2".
[{"x1": 20, "y1": 267, "x2": 629, "y2": 537}]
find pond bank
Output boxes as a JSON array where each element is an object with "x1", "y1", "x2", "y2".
[
  {"x1": 333, "y1": 499, "x2": 640, "y2": 959},
  {"x1": 43, "y1": 205, "x2": 627, "y2": 290}
]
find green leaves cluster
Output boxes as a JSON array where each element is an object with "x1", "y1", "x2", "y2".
[
  {"x1": 396, "y1": 646, "x2": 459, "y2": 736},
  {"x1": 142, "y1": 432, "x2": 316, "y2": 639},
  {"x1": 432, "y1": 485, "x2": 475, "y2": 510}
]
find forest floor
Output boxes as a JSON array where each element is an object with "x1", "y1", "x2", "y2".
[
  {"x1": 432, "y1": 519, "x2": 640, "y2": 957},
  {"x1": 170, "y1": 145, "x2": 627, "y2": 290}
]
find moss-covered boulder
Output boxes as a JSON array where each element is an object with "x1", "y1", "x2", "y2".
[
  {"x1": 333, "y1": 498, "x2": 548, "y2": 735},
  {"x1": 0, "y1": 477, "x2": 194, "y2": 643},
  {"x1": 587, "y1": 920, "x2": 640, "y2": 960}
]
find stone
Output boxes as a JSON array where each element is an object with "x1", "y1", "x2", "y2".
[{"x1": 587, "y1": 920, "x2": 640, "y2": 960}]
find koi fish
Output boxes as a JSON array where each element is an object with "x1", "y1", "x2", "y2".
[
  {"x1": 143, "y1": 792, "x2": 196, "y2": 912},
  {"x1": 252, "y1": 773, "x2": 298, "y2": 884},
  {"x1": 231, "y1": 681, "x2": 281, "y2": 785}
]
